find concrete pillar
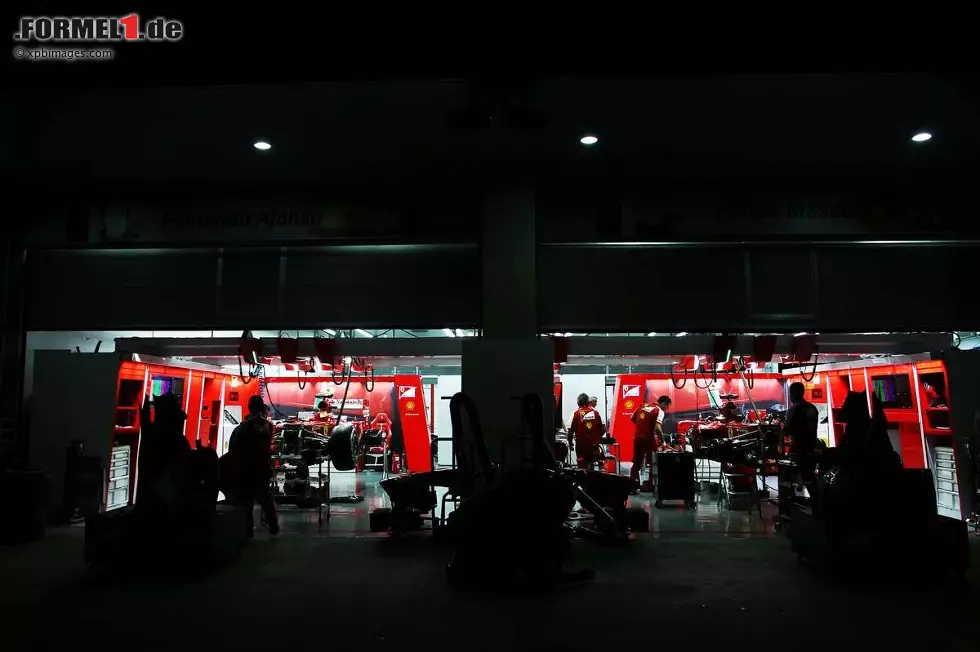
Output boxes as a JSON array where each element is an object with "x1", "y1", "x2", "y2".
[
  {"x1": 462, "y1": 189, "x2": 553, "y2": 469},
  {"x1": 479, "y1": 188, "x2": 537, "y2": 338}
]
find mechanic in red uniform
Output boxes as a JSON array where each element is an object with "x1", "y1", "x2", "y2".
[
  {"x1": 312, "y1": 400, "x2": 332, "y2": 422},
  {"x1": 630, "y1": 395, "x2": 671, "y2": 490},
  {"x1": 569, "y1": 393, "x2": 604, "y2": 469}
]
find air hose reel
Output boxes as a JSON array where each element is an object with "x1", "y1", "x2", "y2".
[
  {"x1": 238, "y1": 330, "x2": 262, "y2": 384},
  {"x1": 670, "y1": 359, "x2": 688, "y2": 389},
  {"x1": 792, "y1": 335, "x2": 819, "y2": 382}
]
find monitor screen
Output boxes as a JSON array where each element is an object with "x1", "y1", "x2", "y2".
[
  {"x1": 150, "y1": 376, "x2": 185, "y2": 404},
  {"x1": 871, "y1": 374, "x2": 913, "y2": 409}
]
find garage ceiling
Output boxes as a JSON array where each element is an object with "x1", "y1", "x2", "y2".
[{"x1": 5, "y1": 74, "x2": 979, "y2": 193}]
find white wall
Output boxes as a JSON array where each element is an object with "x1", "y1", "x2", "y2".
[
  {"x1": 23, "y1": 330, "x2": 251, "y2": 402},
  {"x1": 432, "y1": 374, "x2": 460, "y2": 465},
  {"x1": 560, "y1": 374, "x2": 608, "y2": 429},
  {"x1": 31, "y1": 351, "x2": 121, "y2": 514},
  {"x1": 24, "y1": 331, "x2": 118, "y2": 403}
]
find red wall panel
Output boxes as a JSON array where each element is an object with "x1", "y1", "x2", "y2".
[
  {"x1": 263, "y1": 374, "x2": 431, "y2": 472},
  {"x1": 184, "y1": 372, "x2": 205, "y2": 445},
  {"x1": 609, "y1": 373, "x2": 785, "y2": 461}
]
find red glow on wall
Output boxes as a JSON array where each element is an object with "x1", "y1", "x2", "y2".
[{"x1": 609, "y1": 373, "x2": 785, "y2": 461}]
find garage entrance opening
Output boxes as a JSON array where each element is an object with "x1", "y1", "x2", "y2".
[
  {"x1": 554, "y1": 333, "x2": 969, "y2": 532},
  {"x1": 25, "y1": 330, "x2": 465, "y2": 535}
]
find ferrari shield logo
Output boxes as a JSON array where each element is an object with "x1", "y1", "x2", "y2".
[
  {"x1": 398, "y1": 385, "x2": 416, "y2": 399},
  {"x1": 623, "y1": 384, "x2": 640, "y2": 398}
]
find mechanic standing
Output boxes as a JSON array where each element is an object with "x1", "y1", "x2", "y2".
[
  {"x1": 784, "y1": 382, "x2": 819, "y2": 482},
  {"x1": 630, "y1": 395, "x2": 671, "y2": 491},
  {"x1": 312, "y1": 400, "x2": 332, "y2": 422},
  {"x1": 228, "y1": 395, "x2": 280, "y2": 536},
  {"x1": 569, "y1": 393, "x2": 604, "y2": 469}
]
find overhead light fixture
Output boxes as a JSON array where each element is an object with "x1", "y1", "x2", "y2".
[
  {"x1": 253, "y1": 140, "x2": 272, "y2": 150},
  {"x1": 910, "y1": 132, "x2": 932, "y2": 143},
  {"x1": 563, "y1": 332, "x2": 572, "y2": 338},
  {"x1": 322, "y1": 329, "x2": 336, "y2": 336},
  {"x1": 675, "y1": 332, "x2": 688, "y2": 337},
  {"x1": 794, "y1": 332, "x2": 808, "y2": 337},
  {"x1": 443, "y1": 328, "x2": 456, "y2": 338},
  {"x1": 647, "y1": 332, "x2": 658, "y2": 337},
  {"x1": 580, "y1": 135, "x2": 598, "y2": 146},
  {"x1": 355, "y1": 329, "x2": 373, "y2": 338}
]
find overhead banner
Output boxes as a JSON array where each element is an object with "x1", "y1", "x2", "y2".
[{"x1": 88, "y1": 201, "x2": 403, "y2": 244}]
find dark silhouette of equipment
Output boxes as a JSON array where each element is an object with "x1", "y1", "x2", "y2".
[
  {"x1": 444, "y1": 393, "x2": 591, "y2": 588},
  {"x1": 85, "y1": 393, "x2": 248, "y2": 576},
  {"x1": 791, "y1": 392, "x2": 969, "y2": 581}
]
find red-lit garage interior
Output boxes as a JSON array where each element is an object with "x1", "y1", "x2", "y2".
[
  {"x1": 27, "y1": 331, "x2": 465, "y2": 530},
  {"x1": 548, "y1": 334, "x2": 974, "y2": 529},
  {"x1": 24, "y1": 330, "x2": 976, "y2": 539}
]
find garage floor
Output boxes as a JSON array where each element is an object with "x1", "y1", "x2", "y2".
[
  {"x1": 3, "y1": 516, "x2": 978, "y2": 651},
  {"x1": 274, "y1": 470, "x2": 774, "y2": 536}
]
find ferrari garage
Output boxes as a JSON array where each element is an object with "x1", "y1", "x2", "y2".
[
  {"x1": 24, "y1": 330, "x2": 466, "y2": 537},
  {"x1": 551, "y1": 333, "x2": 974, "y2": 546},
  {"x1": 21, "y1": 331, "x2": 976, "y2": 564}
]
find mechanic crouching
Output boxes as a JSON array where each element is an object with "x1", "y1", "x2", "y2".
[{"x1": 630, "y1": 395, "x2": 671, "y2": 492}]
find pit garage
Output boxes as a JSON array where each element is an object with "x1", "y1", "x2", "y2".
[
  {"x1": 25, "y1": 330, "x2": 470, "y2": 536},
  {"x1": 23, "y1": 330, "x2": 977, "y2": 550},
  {"x1": 553, "y1": 333, "x2": 976, "y2": 539}
]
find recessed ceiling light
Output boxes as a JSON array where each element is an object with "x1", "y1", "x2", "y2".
[
  {"x1": 580, "y1": 135, "x2": 598, "y2": 146},
  {"x1": 253, "y1": 140, "x2": 272, "y2": 150},
  {"x1": 911, "y1": 132, "x2": 932, "y2": 143}
]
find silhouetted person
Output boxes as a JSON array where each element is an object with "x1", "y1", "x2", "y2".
[
  {"x1": 785, "y1": 382, "x2": 819, "y2": 480},
  {"x1": 188, "y1": 439, "x2": 220, "y2": 512},
  {"x1": 228, "y1": 396, "x2": 279, "y2": 536},
  {"x1": 869, "y1": 394, "x2": 901, "y2": 470},
  {"x1": 136, "y1": 392, "x2": 190, "y2": 511},
  {"x1": 838, "y1": 391, "x2": 872, "y2": 459}
]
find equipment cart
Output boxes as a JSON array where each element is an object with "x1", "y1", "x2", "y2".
[{"x1": 654, "y1": 451, "x2": 696, "y2": 509}]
